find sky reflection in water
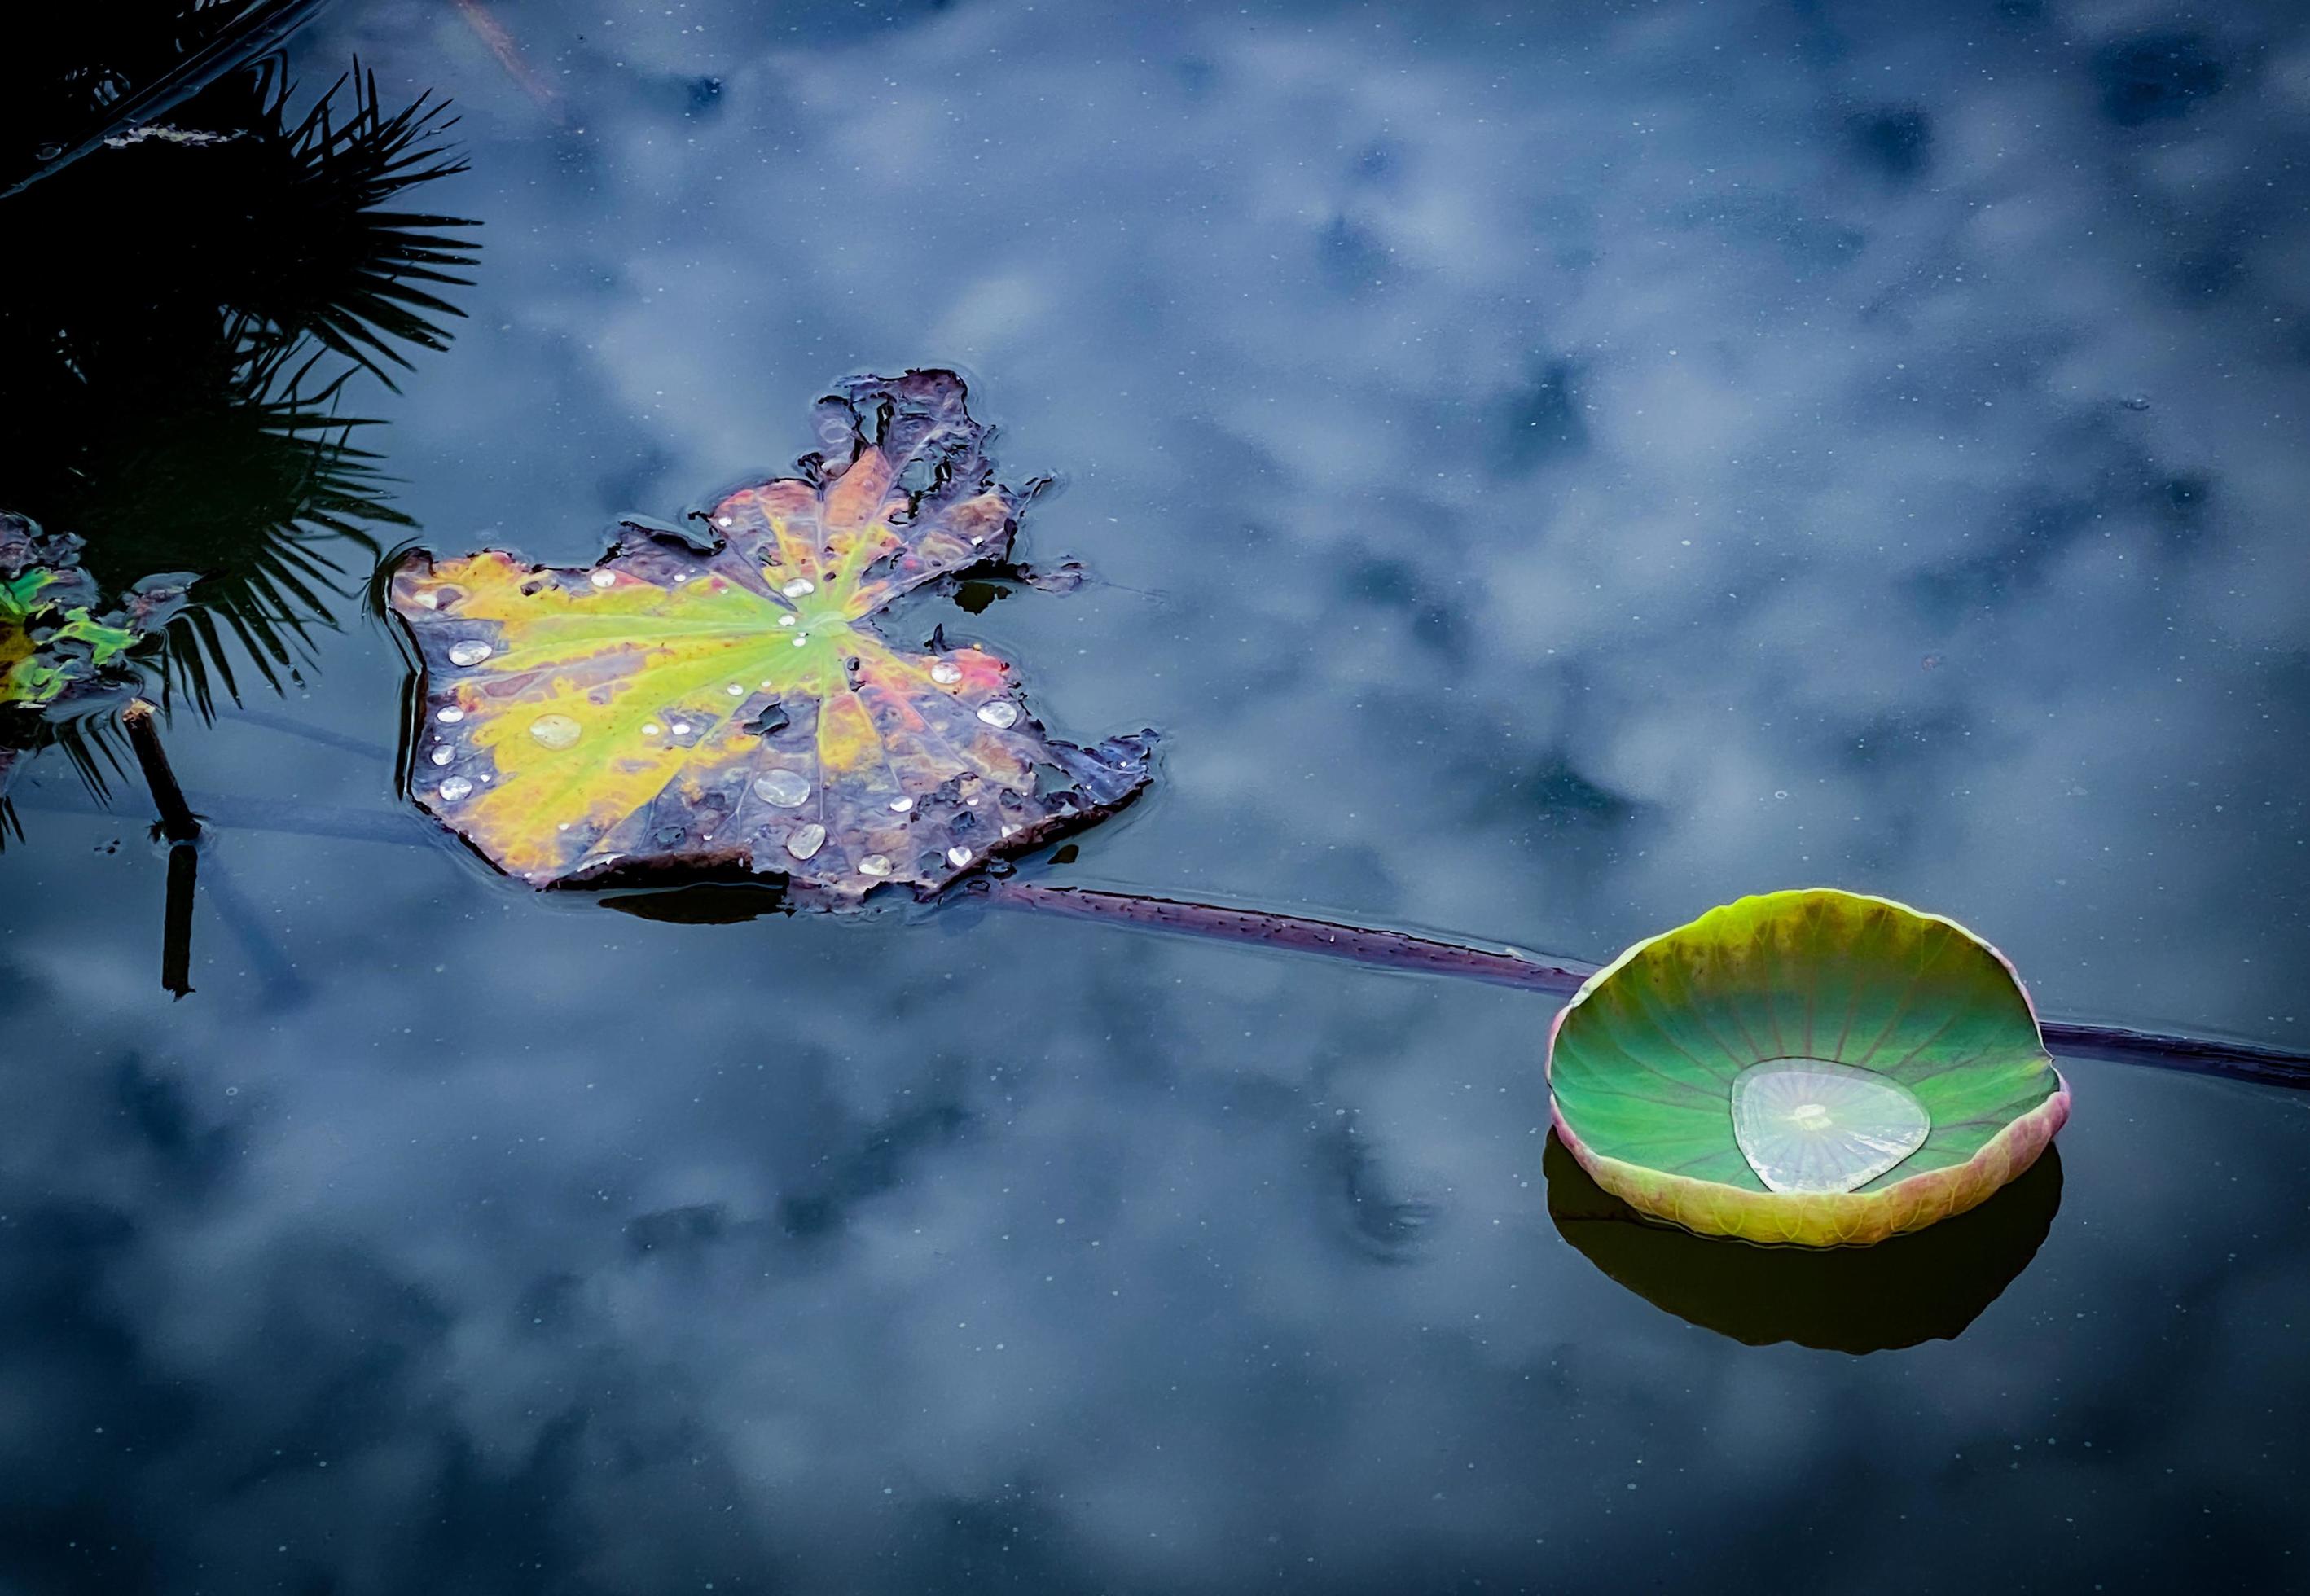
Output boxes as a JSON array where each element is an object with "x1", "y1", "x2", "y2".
[{"x1": 2, "y1": 1, "x2": 2308, "y2": 1590}]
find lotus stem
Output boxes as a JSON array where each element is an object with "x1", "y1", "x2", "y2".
[
  {"x1": 982, "y1": 881, "x2": 2310, "y2": 1093},
  {"x1": 982, "y1": 881, "x2": 1595, "y2": 993},
  {"x1": 20, "y1": 775, "x2": 2305, "y2": 1089},
  {"x1": 121, "y1": 699, "x2": 200, "y2": 844}
]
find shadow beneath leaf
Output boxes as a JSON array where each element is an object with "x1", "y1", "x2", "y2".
[
  {"x1": 1544, "y1": 1130, "x2": 2062, "y2": 1353},
  {"x1": 600, "y1": 879, "x2": 793, "y2": 924}
]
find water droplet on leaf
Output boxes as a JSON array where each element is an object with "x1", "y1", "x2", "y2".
[
  {"x1": 857, "y1": 853, "x2": 893, "y2": 878},
  {"x1": 930, "y1": 661, "x2": 963, "y2": 686},
  {"x1": 438, "y1": 777, "x2": 474, "y2": 801},
  {"x1": 430, "y1": 747, "x2": 454, "y2": 766},
  {"x1": 889, "y1": 796, "x2": 914, "y2": 813},
  {"x1": 946, "y1": 846, "x2": 973, "y2": 867},
  {"x1": 786, "y1": 822, "x2": 826, "y2": 860},
  {"x1": 436, "y1": 707, "x2": 464, "y2": 724},
  {"x1": 782, "y1": 578, "x2": 815, "y2": 598},
  {"x1": 753, "y1": 770, "x2": 810, "y2": 807},
  {"x1": 590, "y1": 570, "x2": 617, "y2": 589},
  {"x1": 448, "y1": 640, "x2": 493, "y2": 666},
  {"x1": 529, "y1": 713, "x2": 582, "y2": 750},
  {"x1": 977, "y1": 701, "x2": 1020, "y2": 729}
]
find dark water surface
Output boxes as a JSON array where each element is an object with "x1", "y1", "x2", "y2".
[{"x1": 5, "y1": 2, "x2": 2310, "y2": 1590}]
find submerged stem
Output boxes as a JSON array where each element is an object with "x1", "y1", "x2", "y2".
[
  {"x1": 982, "y1": 881, "x2": 2310, "y2": 1093},
  {"x1": 161, "y1": 842, "x2": 198, "y2": 999}
]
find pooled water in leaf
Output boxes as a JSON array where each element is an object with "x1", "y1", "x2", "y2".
[{"x1": 1731, "y1": 1058, "x2": 1930, "y2": 1194}]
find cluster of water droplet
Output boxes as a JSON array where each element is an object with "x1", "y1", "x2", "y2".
[{"x1": 412, "y1": 563, "x2": 1058, "y2": 890}]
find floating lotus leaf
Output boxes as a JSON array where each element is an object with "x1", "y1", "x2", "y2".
[
  {"x1": 1546, "y1": 888, "x2": 2070, "y2": 1247},
  {"x1": 386, "y1": 370, "x2": 1154, "y2": 904},
  {"x1": 2, "y1": 515, "x2": 136, "y2": 709},
  {"x1": 2, "y1": 514, "x2": 191, "y2": 712},
  {"x1": 2, "y1": 513, "x2": 193, "y2": 816}
]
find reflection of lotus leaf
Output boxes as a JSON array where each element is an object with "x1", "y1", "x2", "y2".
[
  {"x1": 1544, "y1": 1132, "x2": 2063, "y2": 1352},
  {"x1": 1546, "y1": 888, "x2": 2069, "y2": 1247}
]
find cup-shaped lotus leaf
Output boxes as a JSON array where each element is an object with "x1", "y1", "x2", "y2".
[{"x1": 1546, "y1": 888, "x2": 2069, "y2": 1247}]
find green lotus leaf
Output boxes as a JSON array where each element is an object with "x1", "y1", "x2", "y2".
[
  {"x1": 2, "y1": 514, "x2": 138, "y2": 710},
  {"x1": 2, "y1": 515, "x2": 193, "y2": 712},
  {"x1": 1545, "y1": 888, "x2": 2070, "y2": 1247}
]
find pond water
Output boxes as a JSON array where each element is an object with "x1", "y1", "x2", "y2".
[{"x1": 4, "y1": 1, "x2": 2309, "y2": 1590}]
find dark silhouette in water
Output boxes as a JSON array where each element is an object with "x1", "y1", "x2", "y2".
[
  {"x1": 0, "y1": 1, "x2": 476, "y2": 825},
  {"x1": 1545, "y1": 1130, "x2": 2062, "y2": 1352},
  {"x1": 0, "y1": 0, "x2": 473, "y2": 1006}
]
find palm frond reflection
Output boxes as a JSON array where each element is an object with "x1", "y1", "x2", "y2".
[{"x1": 0, "y1": 15, "x2": 476, "y2": 737}]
